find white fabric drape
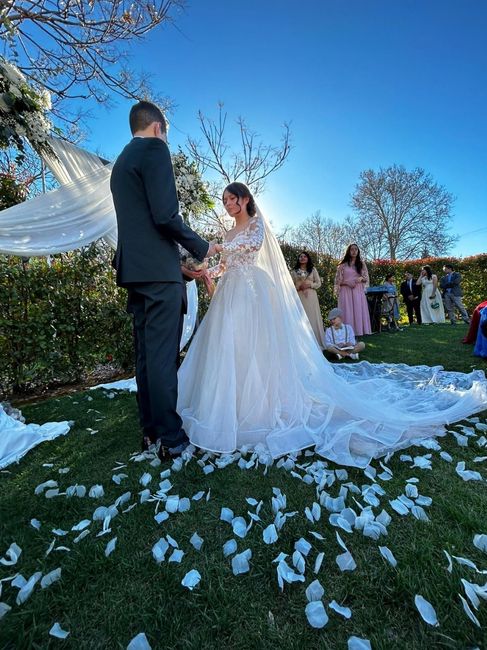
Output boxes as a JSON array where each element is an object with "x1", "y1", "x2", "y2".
[{"x1": 0, "y1": 404, "x2": 70, "y2": 470}]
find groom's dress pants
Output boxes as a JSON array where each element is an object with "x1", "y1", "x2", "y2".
[{"x1": 127, "y1": 282, "x2": 187, "y2": 447}]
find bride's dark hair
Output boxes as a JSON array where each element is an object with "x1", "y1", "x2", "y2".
[{"x1": 223, "y1": 182, "x2": 257, "y2": 217}]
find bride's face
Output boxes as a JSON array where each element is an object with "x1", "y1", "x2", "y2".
[{"x1": 223, "y1": 191, "x2": 249, "y2": 218}]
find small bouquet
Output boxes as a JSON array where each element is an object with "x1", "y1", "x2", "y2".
[
  {"x1": 179, "y1": 246, "x2": 215, "y2": 298},
  {"x1": 430, "y1": 299, "x2": 440, "y2": 310},
  {"x1": 296, "y1": 268, "x2": 309, "y2": 280}
]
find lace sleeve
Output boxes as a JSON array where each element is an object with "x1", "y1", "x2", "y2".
[
  {"x1": 208, "y1": 261, "x2": 226, "y2": 279},
  {"x1": 223, "y1": 216, "x2": 264, "y2": 254}
]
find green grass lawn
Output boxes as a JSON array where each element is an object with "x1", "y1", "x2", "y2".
[{"x1": 1, "y1": 324, "x2": 486, "y2": 649}]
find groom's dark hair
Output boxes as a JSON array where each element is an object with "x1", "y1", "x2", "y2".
[{"x1": 129, "y1": 101, "x2": 167, "y2": 135}]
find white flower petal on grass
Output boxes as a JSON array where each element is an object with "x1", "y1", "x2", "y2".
[
  {"x1": 305, "y1": 600, "x2": 328, "y2": 628},
  {"x1": 127, "y1": 632, "x2": 152, "y2": 649},
  {"x1": 452, "y1": 555, "x2": 478, "y2": 571},
  {"x1": 154, "y1": 512, "x2": 169, "y2": 525},
  {"x1": 220, "y1": 507, "x2": 234, "y2": 523},
  {"x1": 473, "y1": 534, "x2": 487, "y2": 553},
  {"x1": 152, "y1": 538, "x2": 169, "y2": 564},
  {"x1": 0, "y1": 543, "x2": 22, "y2": 566},
  {"x1": 139, "y1": 489, "x2": 151, "y2": 503},
  {"x1": 168, "y1": 549, "x2": 184, "y2": 563},
  {"x1": 89, "y1": 485, "x2": 105, "y2": 498},
  {"x1": 440, "y1": 451, "x2": 453, "y2": 462},
  {"x1": 314, "y1": 552, "x2": 325, "y2": 574},
  {"x1": 305, "y1": 579, "x2": 324, "y2": 602},
  {"x1": 105, "y1": 537, "x2": 117, "y2": 557},
  {"x1": 41, "y1": 568, "x2": 61, "y2": 588},
  {"x1": 232, "y1": 516, "x2": 248, "y2": 539},
  {"x1": 452, "y1": 432, "x2": 469, "y2": 447},
  {"x1": 414, "y1": 595, "x2": 439, "y2": 626},
  {"x1": 223, "y1": 539, "x2": 237, "y2": 557},
  {"x1": 415, "y1": 495, "x2": 432, "y2": 507},
  {"x1": 309, "y1": 531, "x2": 325, "y2": 541},
  {"x1": 54, "y1": 546, "x2": 70, "y2": 552},
  {"x1": 295, "y1": 538, "x2": 312, "y2": 556},
  {"x1": 461, "y1": 579, "x2": 481, "y2": 609},
  {"x1": 232, "y1": 549, "x2": 252, "y2": 575},
  {"x1": 292, "y1": 550, "x2": 306, "y2": 574},
  {"x1": 49, "y1": 623, "x2": 69, "y2": 639},
  {"x1": 459, "y1": 594, "x2": 481, "y2": 627},
  {"x1": 112, "y1": 473, "x2": 128, "y2": 485},
  {"x1": 455, "y1": 461, "x2": 483, "y2": 481},
  {"x1": 45, "y1": 489, "x2": 59, "y2": 499},
  {"x1": 411, "y1": 506, "x2": 430, "y2": 522},
  {"x1": 92, "y1": 506, "x2": 108, "y2": 521},
  {"x1": 30, "y1": 519, "x2": 41, "y2": 530},
  {"x1": 72, "y1": 519, "x2": 91, "y2": 532},
  {"x1": 192, "y1": 490, "x2": 205, "y2": 501},
  {"x1": 443, "y1": 550, "x2": 453, "y2": 573},
  {"x1": 263, "y1": 524, "x2": 278, "y2": 544},
  {"x1": 66, "y1": 485, "x2": 86, "y2": 498},
  {"x1": 336, "y1": 552, "x2": 356, "y2": 572},
  {"x1": 190, "y1": 532, "x2": 204, "y2": 551},
  {"x1": 139, "y1": 472, "x2": 152, "y2": 487},
  {"x1": 165, "y1": 495, "x2": 179, "y2": 513},
  {"x1": 178, "y1": 498, "x2": 191, "y2": 513},
  {"x1": 276, "y1": 561, "x2": 305, "y2": 590},
  {"x1": 34, "y1": 480, "x2": 58, "y2": 495},
  {"x1": 348, "y1": 637, "x2": 372, "y2": 650},
  {"x1": 389, "y1": 499, "x2": 409, "y2": 515},
  {"x1": 11, "y1": 574, "x2": 26, "y2": 589},
  {"x1": 52, "y1": 529, "x2": 68, "y2": 536},
  {"x1": 246, "y1": 497, "x2": 259, "y2": 506},
  {"x1": 16, "y1": 571, "x2": 42, "y2": 605},
  {"x1": 203, "y1": 465, "x2": 214, "y2": 475},
  {"x1": 166, "y1": 534, "x2": 178, "y2": 548},
  {"x1": 379, "y1": 546, "x2": 397, "y2": 567},
  {"x1": 181, "y1": 569, "x2": 201, "y2": 591},
  {"x1": 74, "y1": 529, "x2": 90, "y2": 543},
  {"x1": 0, "y1": 602, "x2": 12, "y2": 619},
  {"x1": 329, "y1": 600, "x2": 352, "y2": 619}
]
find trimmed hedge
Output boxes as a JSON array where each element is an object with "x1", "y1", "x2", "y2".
[
  {"x1": 1, "y1": 245, "x2": 486, "y2": 398},
  {"x1": 0, "y1": 245, "x2": 132, "y2": 397}
]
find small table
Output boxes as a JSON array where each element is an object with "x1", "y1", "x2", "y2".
[{"x1": 366, "y1": 286, "x2": 388, "y2": 333}]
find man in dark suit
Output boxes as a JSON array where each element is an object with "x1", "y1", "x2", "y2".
[
  {"x1": 400, "y1": 271, "x2": 422, "y2": 325},
  {"x1": 440, "y1": 264, "x2": 470, "y2": 325},
  {"x1": 110, "y1": 101, "x2": 219, "y2": 457}
]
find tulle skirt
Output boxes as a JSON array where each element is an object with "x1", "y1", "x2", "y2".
[{"x1": 178, "y1": 265, "x2": 487, "y2": 467}]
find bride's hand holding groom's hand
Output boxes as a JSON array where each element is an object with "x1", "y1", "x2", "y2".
[{"x1": 206, "y1": 241, "x2": 223, "y2": 258}]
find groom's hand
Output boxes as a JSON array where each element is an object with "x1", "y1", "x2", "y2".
[
  {"x1": 206, "y1": 241, "x2": 223, "y2": 258},
  {"x1": 181, "y1": 266, "x2": 206, "y2": 281}
]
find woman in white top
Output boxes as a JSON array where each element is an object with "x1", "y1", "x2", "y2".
[{"x1": 416, "y1": 265, "x2": 445, "y2": 324}]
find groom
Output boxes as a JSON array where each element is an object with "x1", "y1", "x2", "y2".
[{"x1": 110, "y1": 100, "x2": 218, "y2": 457}]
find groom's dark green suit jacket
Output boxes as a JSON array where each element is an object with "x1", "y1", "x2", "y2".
[{"x1": 110, "y1": 136, "x2": 209, "y2": 287}]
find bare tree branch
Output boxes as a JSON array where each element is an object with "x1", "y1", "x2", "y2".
[
  {"x1": 349, "y1": 165, "x2": 458, "y2": 260},
  {"x1": 1, "y1": 0, "x2": 182, "y2": 135}
]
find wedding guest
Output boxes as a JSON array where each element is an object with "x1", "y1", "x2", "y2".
[
  {"x1": 400, "y1": 271, "x2": 422, "y2": 325},
  {"x1": 324, "y1": 308, "x2": 365, "y2": 360},
  {"x1": 439, "y1": 264, "x2": 470, "y2": 325},
  {"x1": 383, "y1": 273, "x2": 400, "y2": 329},
  {"x1": 334, "y1": 243, "x2": 372, "y2": 336},
  {"x1": 474, "y1": 307, "x2": 487, "y2": 358},
  {"x1": 417, "y1": 265, "x2": 445, "y2": 324},
  {"x1": 291, "y1": 251, "x2": 326, "y2": 349}
]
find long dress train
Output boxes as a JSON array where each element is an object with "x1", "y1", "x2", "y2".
[{"x1": 177, "y1": 210, "x2": 487, "y2": 468}]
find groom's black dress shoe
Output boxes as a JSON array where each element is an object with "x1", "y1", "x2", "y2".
[{"x1": 158, "y1": 440, "x2": 190, "y2": 460}]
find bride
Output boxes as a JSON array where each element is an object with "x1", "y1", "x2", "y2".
[{"x1": 177, "y1": 183, "x2": 487, "y2": 468}]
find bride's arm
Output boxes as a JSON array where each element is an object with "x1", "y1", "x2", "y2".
[{"x1": 207, "y1": 260, "x2": 226, "y2": 279}]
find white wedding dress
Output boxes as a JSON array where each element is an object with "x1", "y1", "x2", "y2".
[{"x1": 177, "y1": 209, "x2": 487, "y2": 468}]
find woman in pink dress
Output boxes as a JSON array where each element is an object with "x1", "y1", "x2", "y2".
[{"x1": 334, "y1": 243, "x2": 372, "y2": 336}]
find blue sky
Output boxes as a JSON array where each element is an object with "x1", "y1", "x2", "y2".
[{"x1": 84, "y1": 0, "x2": 487, "y2": 257}]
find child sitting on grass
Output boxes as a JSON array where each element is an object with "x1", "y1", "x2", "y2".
[{"x1": 325, "y1": 308, "x2": 366, "y2": 360}]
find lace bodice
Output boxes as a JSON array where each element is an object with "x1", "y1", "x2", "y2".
[{"x1": 209, "y1": 216, "x2": 264, "y2": 278}]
